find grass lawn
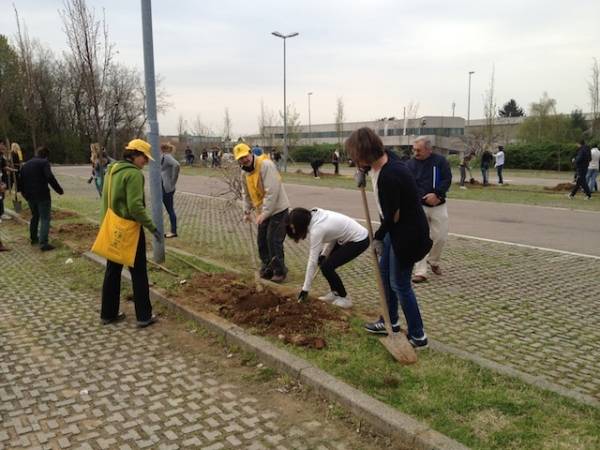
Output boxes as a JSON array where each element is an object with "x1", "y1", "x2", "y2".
[
  {"x1": 180, "y1": 165, "x2": 600, "y2": 212},
  {"x1": 8, "y1": 198, "x2": 599, "y2": 450}
]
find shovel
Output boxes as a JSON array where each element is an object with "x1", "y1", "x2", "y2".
[
  {"x1": 358, "y1": 180, "x2": 417, "y2": 365},
  {"x1": 246, "y1": 215, "x2": 264, "y2": 293}
]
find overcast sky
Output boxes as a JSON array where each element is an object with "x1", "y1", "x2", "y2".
[{"x1": 2, "y1": 0, "x2": 599, "y2": 136}]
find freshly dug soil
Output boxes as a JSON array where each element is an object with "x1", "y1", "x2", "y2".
[
  {"x1": 177, "y1": 272, "x2": 350, "y2": 349},
  {"x1": 55, "y1": 222, "x2": 99, "y2": 251},
  {"x1": 21, "y1": 209, "x2": 78, "y2": 220},
  {"x1": 544, "y1": 182, "x2": 575, "y2": 192}
]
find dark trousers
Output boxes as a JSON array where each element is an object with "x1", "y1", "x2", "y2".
[
  {"x1": 481, "y1": 166, "x2": 489, "y2": 185},
  {"x1": 0, "y1": 195, "x2": 4, "y2": 217},
  {"x1": 570, "y1": 169, "x2": 592, "y2": 198},
  {"x1": 320, "y1": 237, "x2": 369, "y2": 297},
  {"x1": 257, "y1": 209, "x2": 288, "y2": 276},
  {"x1": 162, "y1": 189, "x2": 177, "y2": 234},
  {"x1": 333, "y1": 162, "x2": 339, "y2": 175},
  {"x1": 497, "y1": 165, "x2": 504, "y2": 184},
  {"x1": 27, "y1": 199, "x2": 51, "y2": 246},
  {"x1": 101, "y1": 230, "x2": 152, "y2": 322},
  {"x1": 459, "y1": 166, "x2": 467, "y2": 186}
]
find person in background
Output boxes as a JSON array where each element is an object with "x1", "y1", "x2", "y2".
[
  {"x1": 569, "y1": 139, "x2": 592, "y2": 200},
  {"x1": 586, "y1": 144, "x2": 600, "y2": 193},
  {"x1": 20, "y1": 146, "x2": 64, "y2": 251},
  {"x1": 0, "y1": 143, "x2": 8, "y2": 220},
  {"x1": 160, "y1": 143, "x2": 180, "y2": 238},
  {"x1": 310, "y1": 158, "x2": 324, "y2": 179},
  {"x1": 100, "y1": 139, "x2": 160, "y2": 328},
  {"x1": 332, "y1": 149, "x2": 340, "y2": 175},
  {"x1": 235, "y1": 142, "x2": 290, "y2": 282},
  {"x1": 0, "y1": 178, "x2": 9, "y2": 251},
  {"x1": 287, "y1": 207, "x2": 369, "y2": 309},
  {"x1": 406, "y1": 136, "x2": 452, "y2": 283},
  {"x1": 89, "y1": 143, "x2": 109, "y2": 197},
  {"x1": 346, "y1": 127, "x2": 431, "y2": 349},
  {"x1": 494, "y1": 146, "x2": 505, "y2": 185},
  {"x1": 273, "y1": 150, "x2": 282, "y2": 171},
  {"x1": 459, "y1": 151, "x2": 473, "y2": 189},
  {"x1": 184, "y1": 145, "x2": 195, "y2": 166},
  {"x1": 9, "y1": 142, "x2": 24, "y2": 193},
  {"x1": 480, "y1": 149, "x2": 493, "y2": 186}
]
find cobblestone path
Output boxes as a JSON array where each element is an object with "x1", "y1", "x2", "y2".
[{"x1": 0, "y1": 225, "x2": 383, "y2": 450}]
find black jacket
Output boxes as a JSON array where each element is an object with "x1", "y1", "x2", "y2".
[
  {"x1": 374, "y1": 152, "x2": 432, "y2": 268},
  {"x1": 21, "y1": 157, "x2": 64, "y2": 201},
  {"x1": 574, "y1": 145, "x2": 592, "y2": 171},
  {"x1": 481, "y1": 151, "x2": 493, "y2": 168},
  {"x1": 405, "y1": 153, "x2": 452, "y2": 206}
]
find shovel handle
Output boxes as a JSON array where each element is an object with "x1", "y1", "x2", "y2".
[{"x1": 359, "y1": 187, "x2": 394, "y2": 335}]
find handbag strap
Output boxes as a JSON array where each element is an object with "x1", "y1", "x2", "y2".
[{"x1": 107, "y1": 163, "x2": 119, "y2": 210}]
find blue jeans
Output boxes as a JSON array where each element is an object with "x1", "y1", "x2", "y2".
[
  {"x1": 162, "y1": 190, "x2": 177, "y2": 234},
  {"x1": 586, "y1": 168, "x2": 598, "y2": 192},
  {"x1": 481, "y1": 166, "x2": 489, "y2": 185},
  {"x1": 28, "y1": 199, "x2": 51, "y2": 246},
  {"x1": 379, "y1": 234, "x2": 425, "y2": 339},
  {"x1": 496, "y1": 165, "x2": 504, "y2": 184}
]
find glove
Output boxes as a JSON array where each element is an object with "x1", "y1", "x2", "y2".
[
  {"x1": 355, "y1": 168, "x2": 367, "y2": 188},
  {"x1": 372, "y1": 239, "x2": 384, "y2": 259},
  {"x1": 153, "y1": 229, "x2": 163, "y2": 242},
  {"x1": 317, "y1": 254, "x2": 326, "y2": 266},
  {"x1": 297, "y1": 290, "x2": 309, "y2": 303}
]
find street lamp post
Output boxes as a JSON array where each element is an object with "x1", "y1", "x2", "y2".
[
  {"x1": 307, "y1": 92, "x2": 313, "y2": 145},
  {"x1": 271, "y1": 31, "x2": 299, "y2": 172},
  {"x1": 467, "y1": 71, "x2": 475, "y2": 127}
]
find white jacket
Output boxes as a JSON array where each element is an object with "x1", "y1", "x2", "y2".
[
  {"x1": 302, "y1": 208, "x2": 368, "y2": 292},
  {"x1": 589, "y1": 148, "x2": 600, "y2": 171}
]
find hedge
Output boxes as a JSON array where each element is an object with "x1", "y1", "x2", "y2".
[{"x1": 289, "y1": 144, "x2": 339, "y2": 162}]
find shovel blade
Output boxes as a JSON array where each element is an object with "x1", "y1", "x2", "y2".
[{"x1": 380, "y1": 334, "x2": 417, "y2": 365}]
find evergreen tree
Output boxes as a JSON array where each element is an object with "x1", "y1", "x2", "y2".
[{"x1": 498, "y1": 99, "x2": 525, "y2": 117}]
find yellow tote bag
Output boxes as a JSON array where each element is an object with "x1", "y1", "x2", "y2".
[{"x1": 91, "y1": 164, "x2": 141, "y2": 267}]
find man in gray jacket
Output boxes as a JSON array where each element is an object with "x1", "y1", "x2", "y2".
[
  {"x1": 234, "y1": 142, "x2": 290, "y2": 282},
  {"x1": 160, "y1": 143, "x2": 181, "y2": 238}
]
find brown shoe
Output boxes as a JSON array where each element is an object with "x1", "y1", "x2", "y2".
[
  {"x1": 428, "y1": 263, "x2": 442, "y2": 275},
  {"x1": 0, "y1": 245, "x2": 10, "y2": 252},
  {"x1": 412, "y1": 275, "x2": 427, "y2": 283}
]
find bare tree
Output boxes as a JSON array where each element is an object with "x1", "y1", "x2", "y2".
[
  {"x1": 406, "y1": 101, "x2": 419, "y2": 119},
  {"x1": 258, "y1": 99, "x2": 275, "y2": 148},
  {"x1": 177, "y1": 115, "x2": 188, "y2": 143},
  {"x1": 193, "y1": 115, "x2": 208, "y2": 137},
  {"x1": 335, "y1": 97, "x2": 345, "y2": 155},
  {"x1": 278, "y1": 104, "x2": 301, "y2": 149},
  {"x1": 60, "y1": 0, "x2": 114, "y2": 143},
  {"x1": 223, "y1": 107, "x2": 232, "y2": 141},
  {"x1": 13, "y1": 7, "x2": 39, "y2": 149},
  {"x1": 589, "y1": 58, "x2": 600, "y2": 137},
  {"x1": 483, "y1": 65, "x2": 497, "y2": 148}
]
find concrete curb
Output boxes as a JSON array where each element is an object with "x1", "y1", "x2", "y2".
[{"x1": 82, "y1": 250, "x2": 468, "y2": 450}]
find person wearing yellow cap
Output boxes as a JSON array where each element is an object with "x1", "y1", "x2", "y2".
[
  {"x1": 235, "y1": 142, "x2": 290, "y2": 282},
  {"x1": 100, "y1": 139, "x2": 159, "y2": 328}
]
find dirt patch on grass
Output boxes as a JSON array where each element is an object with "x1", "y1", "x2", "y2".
[
  {"x1": 544, "y1": 182, "x2": 575, "y2": 192},
  {"x1": 176, "y1": 272, "x2": 349, "y2": 349},
  {"x1": 55, "y1": 222, "x2": 99, "y2": 251},
  {"x1": 20, "y1": 209, "x2": 79, "y2": 220}
]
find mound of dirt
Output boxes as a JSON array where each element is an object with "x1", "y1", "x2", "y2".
[
  {"x1": 55, "y1": 222, "x2": 99, "y2": 251},
  {"x1": 544, "y1": 182, "x2": 575, "y2": 192},
  {"x1": 178, "y1": 272, "x2": 349, "y2": 349}
]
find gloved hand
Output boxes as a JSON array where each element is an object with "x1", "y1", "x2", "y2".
[
  {"x1": 355, "y1": 168, "x2": 367, "y2": 188},
  {"x1": 372, "y1": 239, "x2": 384, "y2": 259},
  {"x1": 297, "y1": 290, "x2": 309, "y2": 303},
  {"x1": 317, "y1": 254, "x2": 326, "y2": 266},
  {"x1": 153, "y1": 229, "x2": 163, "y2": 242}
]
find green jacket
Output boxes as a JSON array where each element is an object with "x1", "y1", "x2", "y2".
[{"x1": 101, "y1": 161, "x2": 157, "y2": 233}]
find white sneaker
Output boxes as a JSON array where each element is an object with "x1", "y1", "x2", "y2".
[
  {"x1": 318, "y1": 291, "x2": 337, "y2": 303},
  {"x1": 459, "y1": 186, "x2": 467, "y2": 190},
  {"x1": 332, "y1": 296, "x2": 352, "y2": 309},
  {"x1": 1, "y1": 214, "x2": 12, "y2": 220}
]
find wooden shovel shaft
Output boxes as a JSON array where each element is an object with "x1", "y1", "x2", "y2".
[{"x1": 359, "y1": 187, "x2": 394, "y2": 335}]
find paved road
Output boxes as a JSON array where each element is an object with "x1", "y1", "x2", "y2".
[{"x1": 55, "y1": 165, "x2": 600, "y2": 256}]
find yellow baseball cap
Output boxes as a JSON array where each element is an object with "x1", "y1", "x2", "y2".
[
  {"x1": 233, "y1": 143, "x2": 251, "y2": 160},
  {"x1": 125, "y1": 139, "x2": 154, "y2": 161}
]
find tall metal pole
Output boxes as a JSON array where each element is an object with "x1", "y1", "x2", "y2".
[
  {"x1": 467, "y1": 71, "x2": 475, "y2": 127},
  {"x1": 283, "y1": 38, "x2": 287, "y2": 172},
  {"x1": 141, "y1": 0, "x2": 164, "y2": 263},
  {"x1": 271, "y1": 31, "x2": 298, "y2": 172},
  {"x1": 307, "y1": 92, "x2": 313, "y2": 145}
]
